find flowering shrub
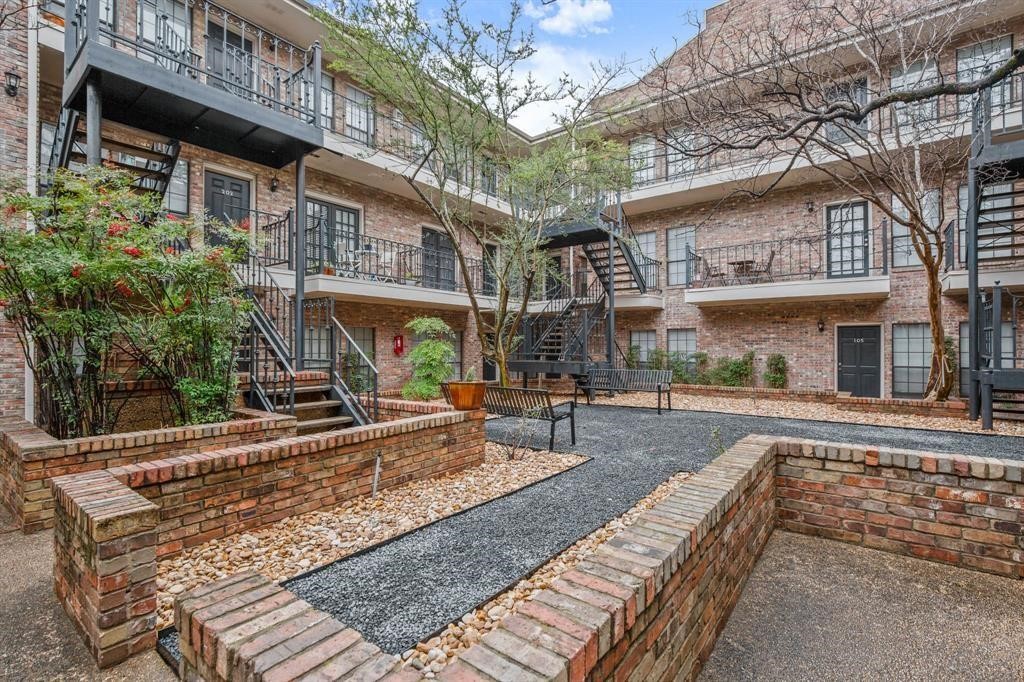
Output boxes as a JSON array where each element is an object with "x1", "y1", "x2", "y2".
[{"x1": 0, "y1": 168, "x2": 250, "y2": 438}]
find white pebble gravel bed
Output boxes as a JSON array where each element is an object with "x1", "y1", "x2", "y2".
[
  {"x1": 155, "y1": 444, "x2": 586, "y2": 628},
  {"x1": 401, "y1": 471, "x2": 694, "y2": 678},
  {"x1": 591, "y1": 392, "x2": 1024, "y2": 436}
]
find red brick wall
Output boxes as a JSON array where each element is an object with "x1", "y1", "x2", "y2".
[
  {"x1": 0, "y1": 408, "x2": 295, "y2": 533},
  {"x1": 48, "y1": 406, "x2": 485, "y2": 668}
]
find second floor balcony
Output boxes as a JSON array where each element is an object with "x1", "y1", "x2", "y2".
[
  {"x1": 61, "y1": 0, "x2": 323, "y2": 167},
  {"x1": 682, "y1": 220, "x2": 892, "y2": 306}
]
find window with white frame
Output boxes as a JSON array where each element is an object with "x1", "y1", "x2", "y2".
[
  {"x1": 957, "y1": 183, "x2": 1014, "y2": 265},
  {"x1": 630, "y1": 136, "x2": 656, "y2": 185},
  {"x1": 892, "y1": 323, "x2": 932, "y2": 398},
  {"x1": 630, "y1": 330, "x2": 657, "y2": 366},
  {"x1": 890, "y1": 190, "x2": 939, "y2": 267},
  {"x1": 890, "y1": 60, "x2": 939, "y2": 131},
  {"x1": 957, "y1": 36, "x2": 1012, "y2": 113},
  {"x1": 162, "y1": 160, "x2": 189, "y2": 215},
  {"x1": 345, "y1": 86, "x2": 374, "y2": 144},
  {"x1": 666, "y1": 127, "x2": 701, "y2": 178},
  {"x1": 666, "y1": 226, "x2": 695, "y2": 286},
  {"x1": 824, "y1": 78, "x2": 869, "y2": 143},
  {"x1": 958, "y1": 321, "x2": 1015, "y2": 395},
  {"x1": 667, "y1": 328, "x2": 697, "y2": 371}
]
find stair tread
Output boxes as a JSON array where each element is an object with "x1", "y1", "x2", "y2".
[
  {"x1": 294, "y1": 399, "x2": 344, "y2": 410},
  {"x1": 296, "y1": 415, "x2": 356, "y2": 431},
  {"x1": 266, "y1": 384, "x2": 333, "y2": 395},
  {"x1": 71, "y1": 132, "x2": 178, "y2": 161}
]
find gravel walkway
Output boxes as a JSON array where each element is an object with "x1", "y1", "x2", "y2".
[{"x1": 282, "y1": 405, "x2": 1024, "y2": 655}]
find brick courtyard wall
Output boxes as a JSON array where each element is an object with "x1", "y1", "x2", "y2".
[
  {"x1": 0, "y1": 409, "x2": 295, "y2": 533},
  {"x1": 51, "y1": 471, "x2": 160, "y2": 669},
  {"x1": 49, "y1": 407, "x2": 484, "y2": 668},
  {"x1": 775, "y1": 439, "x2": 1024, "y2": 579},
  {"x1": 369, "y1": 396, "x2": 455, "y2": 422}
]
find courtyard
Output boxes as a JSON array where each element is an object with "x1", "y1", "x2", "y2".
[{"x1": 3, "y1": 402, "x2": 1023, "y2": 680}]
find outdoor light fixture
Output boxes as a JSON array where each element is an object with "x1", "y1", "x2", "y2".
[
  {"x1": 805, "y1": 200, "x2": 815, "y2": 213},
  {"x1": 817, "y1": 318, "x2": 826, "y2": 333},
  {"x1": 270, "y1": 175, "x2": 280, "y2": 192},
  {"x1": 4, "y1": 71, "x2": 20, "y2": 97}
]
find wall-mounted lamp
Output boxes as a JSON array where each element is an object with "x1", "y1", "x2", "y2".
[
  {"x1": 269, "y1": 175, "x2": 280, "y2": 193},
  {"x1": 4, "y1": 71, "x2": 20, "y2": 98},
  {"x1": 805, "y1": 200, "x2": 816, "y2": 214},
  {"x1": 817, "y1": 318, "x2": 826, "y2": 333}
]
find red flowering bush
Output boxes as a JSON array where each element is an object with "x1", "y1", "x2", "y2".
[{"x1": 0, "y1": 168, "x2": 250, "y2": 438}]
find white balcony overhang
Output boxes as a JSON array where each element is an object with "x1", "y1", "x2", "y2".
[
  {"x1": 684, "y1": 275, "x2": 890, "y2": 307},
  {"x1": 941, "y1": 267, "x2": 1024, "y2": 295},
  {"x1": 304, "y1": 273, "x2": 474, "y2": 310}
]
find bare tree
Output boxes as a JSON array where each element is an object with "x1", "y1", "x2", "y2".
[
  {"x1": 604, "y1": 0, "x2": 1022, "y2": 400},
  {"x1": 317, "y1": 0, "x2": 631, "y2": 384}
]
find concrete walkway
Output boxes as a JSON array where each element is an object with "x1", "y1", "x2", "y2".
[
  {"x1": 282, "y1": 405, "x2": 1024, "y2": 654},
  {"x1": 700, "y1": 531, "x2": 1024, "y2": 680}
]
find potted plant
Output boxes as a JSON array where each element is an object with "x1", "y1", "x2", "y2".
[{"x1": 445, "y1": 366, "x2": 487, "y2": 410}]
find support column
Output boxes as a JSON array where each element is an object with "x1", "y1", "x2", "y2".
[
  {"x1": 294, "y1": 153, "x2": 306, "y2": 371},
  {"x1": 85, "y1": 76, "x2": 101, "y2": 166},
  {"x1": 606, "y1": 228, "x2": 616, "y2": 367},
  {"x1": 966, "y1": 163, "x2": 980, "y2": 420}
]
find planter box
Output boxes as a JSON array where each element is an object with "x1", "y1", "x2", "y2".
[{"x1": 0, "y1": 407, "x2": 296, "y2": 533}]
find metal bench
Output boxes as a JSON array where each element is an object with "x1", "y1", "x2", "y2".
[
  {"x1": 574, "y1": 368, "x2": 674, "y2": 414},
  {"x1": 481, "y1": 386, "x2": 576, "y2": 451}
]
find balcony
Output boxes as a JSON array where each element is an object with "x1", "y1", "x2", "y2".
[
  {"x1": 683, "y1": 223, "x2": 891, "y2": 307},
  {"x1": 61, "y1": 0, "x2": 323, "y2": 167},
  {"x1": 942, "y1": 188, "x2": 1024, "y2": 296}
]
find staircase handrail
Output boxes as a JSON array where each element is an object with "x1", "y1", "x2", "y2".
[{"x1": 330, "y1": 315, "x2": 378, "y2": 424}]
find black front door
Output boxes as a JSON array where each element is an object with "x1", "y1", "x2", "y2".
[
  {"x1": 837, "y1": 325, "x2": 882, "y2": 397},
  {"x1": 206, "y1": 22, "x2": 254, "y2": 97},
  {"x1": 205, "y1": 171, "x2": 251, "y2": 244},
  {"x1": 422, "y1": 227, "x2": 456, "y2": 291}
]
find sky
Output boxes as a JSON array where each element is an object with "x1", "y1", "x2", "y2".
[{"x1": 416, "y1": 0, "x2": 718, "y2": 135}]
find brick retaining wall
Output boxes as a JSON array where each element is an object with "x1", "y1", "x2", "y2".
[
  {"x1": 48, "y1": 408, "x2": 485, "y2": 668},
  {"x1": 0, "y1": 408, "x2": 295, "y2": 533}
]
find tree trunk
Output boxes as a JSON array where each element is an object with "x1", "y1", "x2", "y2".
[
  {"x1": 923, "y1": 263, "x2": 954, "y2": 401},
  {"x1": 494, "y1": 343, "x2": 511, "y2": 387}
]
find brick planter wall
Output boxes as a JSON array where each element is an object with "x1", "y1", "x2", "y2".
[
  {"x1": 48, "y1": 408, "x2": 485, "y2": 668},
  {"x1": 0, "y1": 408, "x2": 295, "y2": 533},
  {"x1": 369, "y1": 397, "x2": 456, "y2": 422}
]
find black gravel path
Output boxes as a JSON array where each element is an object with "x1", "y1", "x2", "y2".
[{"x1": 279, "y1": 405, "x2": 1024, "y2": 655}]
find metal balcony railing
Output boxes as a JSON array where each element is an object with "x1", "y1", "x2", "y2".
[
  {"x1": 304, "y1": 221, "x2": 487, "y2": 295},
  {"x1": 684, "y1": 223, "x2": 890, "y2": 288},
  {"x1": 65, "y1": 0, "x2": 322, "y2": 125}
]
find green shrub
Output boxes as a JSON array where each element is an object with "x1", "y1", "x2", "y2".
[
  {"x1": 624, "y1": 344, "x2": 640, "y2": 369},
  {"x1": 709, "y1": 351, "x2": 755, "y2": 387},
  {"x1": 401, "y1": 316, "x2": 455, "y2": 400},
  {"x1": 763, "y1": 353, "x2": 788, "y2": 389},
  {"x1": 646, "y1": 348, "x2": 669, "y2": 371}
]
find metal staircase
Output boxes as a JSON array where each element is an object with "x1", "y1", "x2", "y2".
[{"x1": 42, "y1": 107, "x2": 181, "y2": 198}]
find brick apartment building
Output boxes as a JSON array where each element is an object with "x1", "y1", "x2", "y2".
[{"x1": 0, "y1": 0, "x2": 1022, "y2": 427}]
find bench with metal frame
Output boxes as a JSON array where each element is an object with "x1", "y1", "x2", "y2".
[
  {"x1": 574, "y1": 368, "x2": 673, "y2": 414},
  {"x1": 443, "y1": 384, "x2": 576, "y2": 451}
]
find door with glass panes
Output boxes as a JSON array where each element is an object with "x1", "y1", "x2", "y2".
[
  {"x1": 826, "y1": 201, "x2": 870, "y2": 278},
  {"x1": 307, "y1": 198, "x2": 360, "y2": 275},
  {"x1": 422, "y1": 227, "x2": 456, "y2": 290}
]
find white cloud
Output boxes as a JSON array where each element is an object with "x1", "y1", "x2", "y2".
[
  {"x1": 510, "y1": 42, "x2": 601, "y2": 135},
  {"x1": 525, "y1": 0, "x2": 613, "y2": 37}
]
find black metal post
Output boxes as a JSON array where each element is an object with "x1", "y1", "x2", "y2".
[
  {"x1": 880, "y1": 218, "x2": 889, "y2": 275},
  {"x1": 606, "y1": 220, "x2": 616, "y2": 367},
  {"x1": 294, "y1": 153, "x2": 306, "y2": 371},
  {"x1": 85, "y1": 75, "x2": 102, "y2": 166},
  {"x1": 966, "y1": 95, "x2": 984, "y2": 421}
]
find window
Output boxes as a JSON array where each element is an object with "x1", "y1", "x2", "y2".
[
  {"x1": 824, "y1": 78, "x2": 868, "y2": 143},
  {"x1": 826, "y1": 201, "x2": 869, "y2": 278},
  {"x1": 630, "y1": 330, "x2": 657, "y2": 366},
  {"x1": 162, "y1": 160, "x2": 189, "y2": 215},
  {"x1": 304, "y1": 73, "x2": 335, "y2": 129},
  {"x1": 667, "y1": 226, "x2": 696, "y2": 286},
  {"x1": 890, "y1": 190, "x2": 939, "y2": 267},
  {"x1": 666, "y1": 127, "x2": 702, "y2": 178},
  {"x1": 630, "y1": 136, "x2": 656, "y2": 185},
  {"x1": 39, "y1": 121, "x2": 56, "y2": 188},
  {"x1": 139, "y1": 0, "x2": 189, "y2": 50},
  {"x1": 957, "y1": 183, "x2": 1015, "y2": 265},
  {"x1": 306, "y1": 198, "x2": 361, "y2": 270},
  {"x1": 480, "y1": 157, "x2": 498, "y2": 196},
  {"x1": 957, "y1": 36, "x2": 1012, "y2": 113},
  {"x1": 345, "y1": 86, "x2": 374, "y2": 144},
  {"x1": 959, "y1": 321, "x2": 1015, "y2": 395},
  {"x1": 634, "y1": 231, "x2": 656, "y2": 260},
  {"x1": 890, "y1": 60, "x2": 939, "y2": 131},
  {"x1": 667, "y1": 328, "x2": 697, "y2": 372},
  {"x1": 892, "y1": 323, "x2": 932, "y2": 398},
  {"x1": 482, "y1": 243, "x2": 499, "y2": 296}
]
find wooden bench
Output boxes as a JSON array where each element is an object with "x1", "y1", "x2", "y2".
[
  {"x1": 575, "y1": 368, "x2": 674, "y2": 414},
  {"x1": 439, "y1": 384, "x2": 575, "y2": 451}
]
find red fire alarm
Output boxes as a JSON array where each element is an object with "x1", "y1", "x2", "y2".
[{"x1": 393, "y1": 334, "x2": 405, "y2": 356}]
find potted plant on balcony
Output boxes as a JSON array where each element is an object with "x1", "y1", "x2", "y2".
[{"x1": 444, "y1": 366, "x2": 486, "y2": 410}]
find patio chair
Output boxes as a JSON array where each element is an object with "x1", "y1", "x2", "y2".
[
  {"x1": 753, "y1": 249, "x2": 775, "y2": 282},
  {"x1": 701, "y1": 256, "x2": 727, "y2": 287}
]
